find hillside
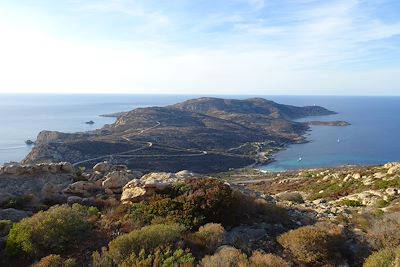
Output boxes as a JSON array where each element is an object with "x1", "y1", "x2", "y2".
[
  {"x1": 22, "y1": 97, "x2": 337, "y2": 173},
  {"x1": 0, "y1": 161, "x2": 399, "y2": 266}
]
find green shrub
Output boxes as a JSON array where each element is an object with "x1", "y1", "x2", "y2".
[
  {"x1": 339, "y1": 199, "x2": 364, "y2": 207},
  {"x1": 277, "y1": 225, "x2": 345, "y2": 265},
  {"x1": 128, "y1": 179, "x2": 288, "y2": 230},
  {"x1": 249, "y1": 251, "x2": 289, "y2": 267},
  {"x1": 119, "y1": 248, "x2": 195, "y2": 267},
  {"x1": 6, "y1": 204, "x2": 92, "y2": 258},
  {"x1": 2, "y1": 195, "x2": 33, "y2": 209},
  {"x1": 363, "y1": 247, "x2": 400, "y2": 267},
  {"x1": 190, "y1": 223, "x2": 225, "y2": 254},
  {"x1": 129, "y1": 179, "x2": 234, "y2": 229},
  {"x1": 276, "y1": 192, "x2": 304, "y2": 203},
  {"x1": 92, "y1": 223, "x2": 185, "y2": 266},
  {"x1": 32, "y1": 254, "x2": 77, "y2": 267}
]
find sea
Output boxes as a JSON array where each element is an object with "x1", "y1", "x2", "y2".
[{"x1": 0, "y1": 94, "x2": 399, "y2": 172}]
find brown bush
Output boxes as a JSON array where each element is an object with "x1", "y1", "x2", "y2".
[
  {"x1": 249, "y1": 251, "x2": 289, "y2": 267},
  {"x1": 33, "y1": 254, "x2": 77, "y2": 267},
  {"x1": 368, "y1": 212, "x2": 400, "y2": 249},
  {"x1": 201, "y1": 246, "x2": 249, "y2": 267},
  {"x1": 277, "y1": 224, "x2": 345, "y2": 265},
  {"x1": 190, "y1": 223, "x2": 225, "y2": 254}
]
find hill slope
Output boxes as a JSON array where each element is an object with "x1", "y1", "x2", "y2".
[{"x1": 23, "y1": 97, "x2": 336, "y2": 172}]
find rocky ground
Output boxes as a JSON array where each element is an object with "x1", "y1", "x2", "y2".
[{"x1": 0, "y1": 161, "x2": 399, "y2": 266}]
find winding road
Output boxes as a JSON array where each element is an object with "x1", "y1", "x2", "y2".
[{"x1": 72, "y1": 121, "x2": 211, "y2": 167}]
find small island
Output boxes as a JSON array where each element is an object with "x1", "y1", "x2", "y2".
[
  {"x1": 25, "y1": 139, "x2": 35, "y2": 145},
  {"x1": 85, "y1": 120, "x2": 95, "y2": 125}
]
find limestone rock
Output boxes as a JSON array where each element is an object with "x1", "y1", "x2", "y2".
[
  {"x1": 102, "y1": 171, "x2": 137, "y2": 189},
  {"x1": 63, "y1": 181, "x2": 100, "y2": 195},
  {"x1": 121, "y1": 171, "x2": 191, "y2": 203},
  {"x1": 93, "y1": 162, "x2": 111, "y2": 173}
]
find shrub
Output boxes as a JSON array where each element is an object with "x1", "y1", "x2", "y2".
[
  {"x1": 2, "y1": 195, "x2": 33, "y2": 209},
  {"x1": 277, "y1": 224, "x2": 345, "y2": 265},
  {"x1": 119, "y1": 248, "x2": 195, "y2": 267},
  {"x1": 249, "y1": 251, "x2": 289, "y2": 267},
  {"x1": 6, "y1": 204, "x2": 92, "y2": 258},
  {"x1": 92, "y1": 223, "x2": 185, "y2": 266},
  {"x1": 0, "y1": 219, "x2": 13, "y2": 236},
  {"x1": 276, "y1": 192, "x2": 304, "y2": 204},
  {"x1": 32, "y1": 254, "x2": 77, "y2": 267},
  {"x1": 368, "y1": 212, "x2": 400, "y2": 249},
  {"x1": 363, "y1": 247, "x2": 400, "y2": 267},
  {"x1": 201, "y1": 246, "x2": 249, "y2": 267},
  {"x1": 128, "y1": 179, "x2": 288, "y2": 230},
  {"x1": 129, "y1": 179, "x2": 234, "y2": 230},
  {"x1": 339, "y1": 199, "x2": 364, "y2": 207},
  {"x1": 190, "y1": 223, "x2": 225, "y2": 254}
]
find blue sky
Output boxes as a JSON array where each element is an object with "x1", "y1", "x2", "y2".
[{"x1": 0, "y1": 0, "x2": 399, "y2": 95}]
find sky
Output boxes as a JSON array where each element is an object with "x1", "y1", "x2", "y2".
[{"x1": 0, "y1": 0, "x2": 400, "y2": 95}]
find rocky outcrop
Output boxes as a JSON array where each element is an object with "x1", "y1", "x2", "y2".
[
  {"x1": 0, "y1": 162, "x2": 74, "y2": 177},
  {"x1": 121, "y1": 170, "x2": 197, "y2": 203}
]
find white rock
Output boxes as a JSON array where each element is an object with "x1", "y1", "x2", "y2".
[
  {"x1": 93, "y1": 162, "x2": 111, "y2": 173},
  {"x1": 102, "y1": 171, "x2": 137, "y2": 189}
]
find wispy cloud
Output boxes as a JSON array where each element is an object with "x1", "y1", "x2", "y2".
[{"x1": 0, "y1": 0, "x2": 399, "y2": 95}]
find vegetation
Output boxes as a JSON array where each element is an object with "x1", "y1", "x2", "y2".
[
  {"x1": 339, "y1": 199, "x2": 365, "y2": 207},
  {"x1": 201, "y1": 247, "x2": 289, "y2": 267},
  {"x1": 277, "y1": 224, "x2": 346, "y2": 265},
  {"x1": 276, "y1": 192, "x2": 304, "y2": 203},
  {"x1": 92, "y1": 223, "x2": 186, "y2": 266},
  {"x1": 6, "y1": 204, "x2": 93, "y2": 258},
  {"x1": 367, "y1": 212, "x2": 400, "y2": 249},
  {"x1": 33, "y1": 255, "x2": 77, "y2": 267},
  {"x1": 189, "y1": 223, "x2": 225, "y2": 254},
  {"x1": 363, "y1": 247, "x2": 400, "y2": 267}
]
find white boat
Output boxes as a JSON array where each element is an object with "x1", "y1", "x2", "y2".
[
  {"x1": 298, "y1": 157, "x2": 302, "y2": 161},
  {"x1": 337, "y1": 138, "x2": 340, "y2": 143}
]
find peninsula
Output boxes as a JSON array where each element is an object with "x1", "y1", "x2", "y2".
[{"x1": 22, "y1": 97, "x2": 340, "y2": 173}]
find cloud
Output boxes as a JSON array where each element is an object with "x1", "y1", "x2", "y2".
[{"x1": 0, "y1": 0, "x2": 399, "y2": 95}]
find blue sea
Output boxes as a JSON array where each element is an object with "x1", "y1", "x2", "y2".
[{"x1": 0, "y1": 94, "x2": 399, "y2": 172}]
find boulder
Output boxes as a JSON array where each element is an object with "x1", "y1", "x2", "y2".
[
  {"x1": 385, "y1": 188, "x2": 398, "y2": 196},
  {"x1": 102, "y1": 171, "x2": 137, "y2": 189},
  {"x1": 121, "y1": 186, "x2": 148, "y2": 203},
  {"x1": 388, "y1": 164, "x2": 400, "y2": 175},
  {"x1": 110, "y1": 165, "x2": 128, "y2": 172},
  {"x1": 120, "y1": 172, "x2": 190, "y2": 203},
  {"x1": 63, "y1": 181, "x2": 100, "y2": 195},
  {"x1": 93, "y1": 162, "x2": 111, "y2": 173}
]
